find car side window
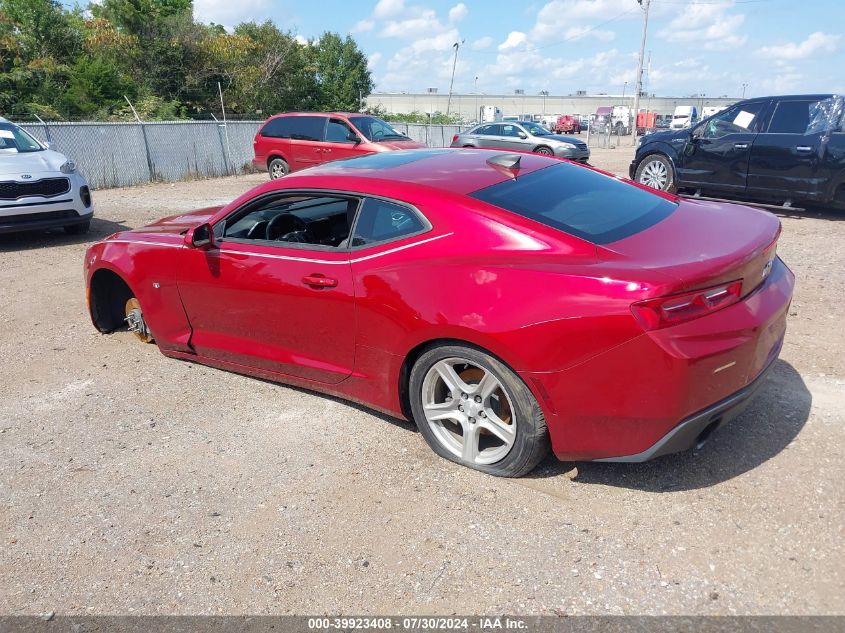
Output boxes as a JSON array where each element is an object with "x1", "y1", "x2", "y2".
[
  {"x1": 326, "y1": 119, "x2": 356, "y2": 143},
  {"x1": 501, "y1": 125, "x2": 521, "y2": 137},
  {"x1": 260, "y1": 117, "x2": 292, "y2": 139},
  {"x1": 289, "y1": 116, "x2": 326, "y2": 142},
  {"x1": 350, "y1": 198, "x2": 427, "y2": 248},
  {"x1": 767, "y1": 100, "x2": 818, "y2": 134},
  {"x1": 475, "y1": 124, "x2": 496, "y2": 135},
  {"x1": 700, "y1": 102, "x2": 766, "y2": 139},
  {"x1": 219, "y1": 193, "x2": 359, "y2": 249}
]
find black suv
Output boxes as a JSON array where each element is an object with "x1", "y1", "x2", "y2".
[{"x1": 630, "y1": 94, "x2": 845, "y2": 210}]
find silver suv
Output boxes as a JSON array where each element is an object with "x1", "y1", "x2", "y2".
[
  {"x1": 451, "y1": 120, "x2": 590, "y2": 163},
  {"x1": 0, "y1": 119, "x2": 93, "y2": 235}
]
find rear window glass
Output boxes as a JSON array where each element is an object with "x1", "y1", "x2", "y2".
[
  {"x1": 768, "y1": 100, "x2": 818, "y2": 134},
  {"x1": 469, "y1": 163, "x2": 677, "y2": 245},
  {"x1": 261, "y1": 117, "x2": 293, "y2": 138}
]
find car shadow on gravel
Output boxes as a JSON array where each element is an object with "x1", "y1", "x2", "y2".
[
  {"x1": 529, "y1": 360, "x2": 812, "y2": 491},
  {"x1": 772, "y1": 206, "x2": 845, "y2": 222},
  {"x1": 0, "y1": 217, "x2": 131, "y2": 252}
]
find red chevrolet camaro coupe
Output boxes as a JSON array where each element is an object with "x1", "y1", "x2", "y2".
[{"x1": 84, "y1": 149, "x2": 794, "y2": 477}]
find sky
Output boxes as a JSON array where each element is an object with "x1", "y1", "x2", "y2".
[{"x1": 181, "y1": 0, "x2": 843, "y2": 97}]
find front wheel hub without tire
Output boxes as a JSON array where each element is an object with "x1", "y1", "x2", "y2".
[{"x1": 124, "y1": 298, "x2": 153, "y2": 343}]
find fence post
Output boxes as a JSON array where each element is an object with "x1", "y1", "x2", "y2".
[
  {"x1": 33, "y1": 114, "x2": 52, "y2": 145},
  {"x1": 139, "y1": 122, "x2": 155, "y2": 181},
  {"x1": 212, "y1": 118, "x2": 231, "y2": 176}
]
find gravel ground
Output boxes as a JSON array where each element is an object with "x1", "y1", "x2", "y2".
[{"x1": 1, "y1": 147, "x2": 843, "y2": 616}]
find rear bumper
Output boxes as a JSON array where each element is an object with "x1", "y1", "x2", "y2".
[
  {"x1": 594, "y1": 344, "x2": 779, "y2": 462},
  {"x1": 524, "y1": 257, "x2": 794, "y2": 461}
]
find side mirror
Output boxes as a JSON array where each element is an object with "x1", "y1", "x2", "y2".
[
  {"x1": 186, "y1": 223, "x2": 215, "y2": 249},
  {"x1": 518, "y1": 132, "x2": 528, "y2": 139},
  {"x1": 347, "y1": 133, "x2": 361, "y2": 144}
]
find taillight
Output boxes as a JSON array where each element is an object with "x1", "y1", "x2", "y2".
[
  {"x1": 452, "y1": 135, "x2": 459, "y2": 144},
  {"x1": 631, "y1": 280, "x2": 743, "y2": 330}
]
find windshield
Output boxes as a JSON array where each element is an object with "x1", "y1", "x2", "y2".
[
  {"x1": 348, "y1": 116, "x2": 409, "y2": 142},
  {"x1": 0, "y1": 123, "x2": 44, "y2": 153},
  {"x1": 521, "y1": 122, "x2": 551, "y2": 136}
]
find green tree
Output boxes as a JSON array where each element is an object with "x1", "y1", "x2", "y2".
[{"x1": 310, "y1": 32, "x2": 372, "y2": 112}]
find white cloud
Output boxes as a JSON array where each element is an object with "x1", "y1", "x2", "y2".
[
  {"x1": 498, "y1": 31, "x2": 527, "y2": 51},
  {"x1": 658, "y1": 1, "x2": 747, "y2": 51},
  {"x1": 293, "y1": 34, "x2": 308, "y2": 45},
  {"x1": 352, "y1": 18, "x2": 375, "y2": 33},
  {"x1": 563, "y1": 25, "x2": 615, "y2": 42},
  {"x1": 448, "y1": 2, "x2": 468, "y2": 23},
  {"x1": 472, "y1": 36, "x2": 493, "y2": 50},
  {"x1": 367, "y1": 52, "x2": 383, "y2": 70},
  {"x1": 373, "y1": 0, "x2": 405, "y2": 19},
  {"x1": 757, "y1": 32, "x2": 840, "y2": 60},
  {"x1": 530, "y1": 0, "x2": 627, "y2": 43},
  {"x1": 193, "y1": 0, "x2": 271, "y2": 27}
]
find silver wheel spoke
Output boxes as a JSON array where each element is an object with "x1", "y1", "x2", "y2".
[
  {"x1": 461, "y1": 424, "x2": 480, "y2": 462},
  {"x1": 474, "y1": 371, "x2": 498, "y2": 400},
  {"x1": 479, "y1": 411, "x2": 515, "y2": 444},
  {"x1": 423, "y1": 400, "x2": 460, "y2": 422},
  {"x1": 433, "y1": 360, "x2": 472, "y2": 396}
]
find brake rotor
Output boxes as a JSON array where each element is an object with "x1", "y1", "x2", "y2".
[
  {"x1": 459, "y1": 366, "x2": 512, "y2": 433},
  {"x1": 124, "y1": 297, "x2": 153, "y2": 343}
]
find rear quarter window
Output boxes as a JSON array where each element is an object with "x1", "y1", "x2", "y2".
[
  {"x1": 260, "y1": 117, "x2": 293, "y2": 138},
  {"x1": 469, "y1": 163, "x2": 677, "y2": 245}
]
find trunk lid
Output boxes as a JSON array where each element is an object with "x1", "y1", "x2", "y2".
[{"x1": 599, "y1": 198, "x2": 781, "y2": 297}]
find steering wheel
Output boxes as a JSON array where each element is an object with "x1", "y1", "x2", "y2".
[
  {"x1": 373, "y1": 128, "x2": 385, "y2": 140},
  {"x1": 265, "y1": 213, "x2": 313, "y2": 243}
]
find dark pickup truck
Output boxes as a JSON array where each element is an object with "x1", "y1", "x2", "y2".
[{"x1": 630, "y1": 94, "x2": 845, "y2": 210}]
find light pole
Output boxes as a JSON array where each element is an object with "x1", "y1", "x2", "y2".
[
  {"x1": 741, "y1": 82, "x2": 748, "y2": 98},
  {"x1": 622, "y1": 81, "x2": 627, "y2": 102},
  {"x1": 540, "y1": 90, "x2": 549, "y2": 116},
  {"x1": 445, "y1": 40, "x2": 464, "y2": 119},
  {"x1": 474, "y1": 75, "x2": 479, "y2": 122},
  {"x1": 632, "y1": 0, "x2": 651, "y2": 145}
]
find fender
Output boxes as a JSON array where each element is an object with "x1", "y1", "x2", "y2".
[{"x1": 85, "y1": 237, "x2": 193, "y2": 352}]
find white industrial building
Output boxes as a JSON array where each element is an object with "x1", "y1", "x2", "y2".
[{"x1": 365, "y1": 91, "x2": 739, "y2": 121}]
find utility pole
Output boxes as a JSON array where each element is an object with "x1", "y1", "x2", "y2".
[
  {"x1": 445, "y1": 40, "x2": 464, "y2": 119},
  {"x1": 741, "y1": 82, "x2": 748, "y2": 98},
  {"x1": 632, "y1": 0, "x2": 651, "y2": 145},
  {"x1": 474, "y1": 75, "x2": 479, "y2": 122}
]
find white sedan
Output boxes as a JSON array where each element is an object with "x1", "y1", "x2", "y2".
[{"x1": 0, "y1": 119, "x2": 93, "y2": 235}]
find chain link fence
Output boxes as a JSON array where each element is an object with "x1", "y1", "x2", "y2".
[{"x1": 18, "y1": 121, "x2": 467, "y2": 190}]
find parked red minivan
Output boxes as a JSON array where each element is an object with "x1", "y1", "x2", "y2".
[{"x1": 253, "y1": 112, "x2": 427, "y2": 178}]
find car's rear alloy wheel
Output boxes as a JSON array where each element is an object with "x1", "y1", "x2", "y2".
[
  {"x1": 269, "y1": 158, "x2": 289, "y2": 180},
  {"x1": 535, "y1": 146, "x2": 553, "y2": 156},
  {"x1": 635, "y1": 155, "x2": 676, "y2": 193},
  {"x1": 409, "y1": 345, "x2": 549, "y2": 477},
  {"x1": 124, "y1": 297, "x2": 153, "y2": 343}
]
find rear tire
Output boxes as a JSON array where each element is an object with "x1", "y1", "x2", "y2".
[
  {"x1": 65, "y1": 220, "x2": 90, "y2": 235},
  {"x1": 634, "y1": 154, "x2": 677, "y2": 193},
  {"x1": 268, "y1": 157, "x2": 288, "y2": 180},
  {"x1": 409, "y1": 344, "x2": 550, "y2": 477}
]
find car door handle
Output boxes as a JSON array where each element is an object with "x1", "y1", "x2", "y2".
[
  {"x1": 734, "y1": 143, "x2": 748, "y2": 149},
  {"x1": 302, "y1": 274, "x2": 338, "y2": 288},
  {"x1": 796, "y1": 145, "x2": 814, "y2": 153}
]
